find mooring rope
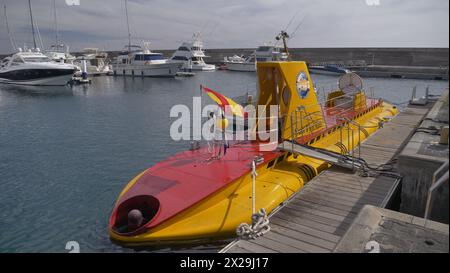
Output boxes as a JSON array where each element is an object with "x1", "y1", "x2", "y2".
[
  {"x1": 236, "y1": 158, "x2": 271, "y2": 240},
  {"x1": 236, "y1": 208, "x2": 271, "y2": 240}
]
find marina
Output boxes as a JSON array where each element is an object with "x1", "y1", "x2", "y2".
[
  {"x1": 0, "y1": 0, "x2": 448, "y2": 256},
  {"x1": 0, "y1": 71, "x2": 447, "y2": 252}
]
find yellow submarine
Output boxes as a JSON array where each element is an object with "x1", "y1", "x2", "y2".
[{"x1": 108, "y1": 56, "x2": 398, "y2": 247}]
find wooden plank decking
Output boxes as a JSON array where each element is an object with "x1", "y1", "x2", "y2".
[{"x1": 221, "y1": 105, "x2": 431, "y2": 253}]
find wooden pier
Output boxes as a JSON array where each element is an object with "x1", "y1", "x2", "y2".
[{"x1": 220, "y1": 104, "x2": 431, "y2": 253}]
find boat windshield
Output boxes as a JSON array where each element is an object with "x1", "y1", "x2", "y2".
[
  {"x1": 23, "y1": 56, "x2": 51, "y2": 63},
  {"x1": 246, "y1": 56, "x2": 256, "y2": 62},
  {"x1": 134, "y1": 54, "x2": 165, "y2": 61}
]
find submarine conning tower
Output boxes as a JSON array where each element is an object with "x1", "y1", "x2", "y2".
[
  {"x1": 256, "y1": 61, "x2": 326, "y2": 142},
  {"x1": 255, "y1": 61, "x2": 375, "y2": 145}
]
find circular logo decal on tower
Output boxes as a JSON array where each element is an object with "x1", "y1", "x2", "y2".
[{"x1": 296, "y1": 72, "x2": 310, "y2": 99}]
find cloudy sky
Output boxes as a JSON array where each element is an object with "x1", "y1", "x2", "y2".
[{"x1": 0, "y1": 0, "x2": 448, "y2": 54}]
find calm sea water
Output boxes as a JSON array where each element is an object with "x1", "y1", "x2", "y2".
[{"x1": 0, "y1": 71, "x2": 448, "y2": 253}]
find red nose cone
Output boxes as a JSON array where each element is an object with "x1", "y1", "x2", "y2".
[{"x1": 109, "y1": 195, "x2": 160, "y2": 236}]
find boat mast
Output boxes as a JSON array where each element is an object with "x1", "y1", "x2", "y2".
[
  {"x1": 53, "y1": 0, "x2": 59, "y2": 49},
  {"x1": 3, "y1": 5, "x2": 17, "y2": 51},
  {"x1": 28, "y1": 0, "x2": 37, "y2": 49},
  {"x1": 124, "y1": 0, "x2": 132, "y2": 52}
]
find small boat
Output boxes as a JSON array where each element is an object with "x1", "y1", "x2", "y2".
[
  {"x1": 74, "y1": 48, "x2": 112, "y2": 77},
  {"x1": 309, "y1": 64, "x2": 351, "y2": 76},
  {"x1": 224, "y1": 45, "x2": 288, "y2": 72},
  {"x1": 70, "y1": 76, "x2": 91, "y2": 85},
  {"x1": 0, "y1": 48, "x2": 76, "y2": 86},
  {"x1": 171, "y1": 32, "x2": 216, "y2": 71},
  {"x1": 223, "y1": 55, "x2": 255, "y2": 72},
  {"x1": 45, "y1": 44, "x2": 76, "y2": 65},
  {"x1": 109, "y1": 59, "x2": 398, "y2": 246},
  {"x1": 175, "y1": 71, "x2": 196, "y2": 77},
  {"x1": 217, "y1": 63, "x2": 227, "y2": 70}
]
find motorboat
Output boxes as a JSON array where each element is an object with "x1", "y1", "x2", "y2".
[
  {"x1": 0, "y1": 1, "x2": 75, "y2": 86},
  {"x1": 0, "y1": 48, "x2": 76, "y2": 86},
  {"x1": 45, "y1": 44, "x2": 76, "y2": 64},
  {"x1": 113, "y1": 0, "x2": 182, "y2": 77},
  {"x1": 113, "y1": 43, "x2": 182, "y2": 77},
  {"x1": 224, "y1": 45, "x2": 288, "y2": 72},
  {"x1": 309, "y1": 64, "x2": 351, "y2": 76},
  {"x1": 223, "y1": 55, "x2": 255, "y2": 72},
  {"x1": 74, "y1": 48, "x2": 112, "y2": 76},
  {"x1": 171, "y1": 32, "x2": 216, "y2": 71}
]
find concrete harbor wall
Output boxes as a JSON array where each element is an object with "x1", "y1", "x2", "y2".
[
  {"x1": 202, "y1": 47, "x2": 449, "y2": 67},
  {"x1": 398, "y1": 89, "x2": 449, "y2": 224}
]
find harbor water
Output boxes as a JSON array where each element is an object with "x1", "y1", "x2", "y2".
[{"x1": 0, "y1": 71, "x2": 448, "y2": 253}]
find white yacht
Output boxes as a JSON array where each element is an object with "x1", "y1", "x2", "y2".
[
  {"x1": 44, "y1": 44, "x2": 76, "y2": 64},
  {"x1": 0, "y1": 48, "x2": 76, "y2": 86},
  {"x1": 113, "y1": 43, "x2": 182, "y2": 77},
  {"x1": 0, "y1": 1, "x2": 75, "y2": 86},
  {"x1": 114, "y1": 0, "x2": 182, "y2": 77},
  {"x1": 171, "y1": 33, "x2": 216, "y2": 71},
  {"x1": 223, "y1": 55, "x2": 256, "y2": 72},
  {"x1": 224, "y1": 45, "x2": 288, "y2": 72},
  {"x1": 74, "y1": 48, "x2": 112, "y2": 76}
]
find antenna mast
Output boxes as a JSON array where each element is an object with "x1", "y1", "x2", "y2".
[
  {"x1": 28, "y1": 0, "x2": 37, "y2": 49},
  {"x1": 4, "y1": 5, "x2": 17, "y2": 51},
  {"x1": 276, "y1": 31, "x2": 290, "y2": 58},
  {"x1": 125, "y1": 0, "x2": 132, "y2": 51}
]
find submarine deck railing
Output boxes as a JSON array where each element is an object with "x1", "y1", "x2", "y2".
[
  {"x1": 216, "y1": 90, "x2": 377, "y2": 159},
  {"x1": 285, "y1": 90, "x2": 378, "y2": 160}
]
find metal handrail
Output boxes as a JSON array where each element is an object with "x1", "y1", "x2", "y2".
[
  {"x1": 283, "y1": 87, "x2": 381, "y2": 152},
  {"x1": 302, "y1": 92, "x2": 360, "y2": 110},
  {"x1": 424, "y1": 161, "x2": 449, "y2": 219}
]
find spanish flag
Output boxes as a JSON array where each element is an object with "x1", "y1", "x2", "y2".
[{"x1": 202, "y1": 86, "x2": 247, "y2": 118}]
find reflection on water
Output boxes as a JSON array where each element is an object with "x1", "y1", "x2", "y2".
[
  {"x1": 0, "y1": 71, "x2": 448, "y2": 253},
  {"x1": 0, "y1": 84, "x2": 74, "y2": 98}
]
